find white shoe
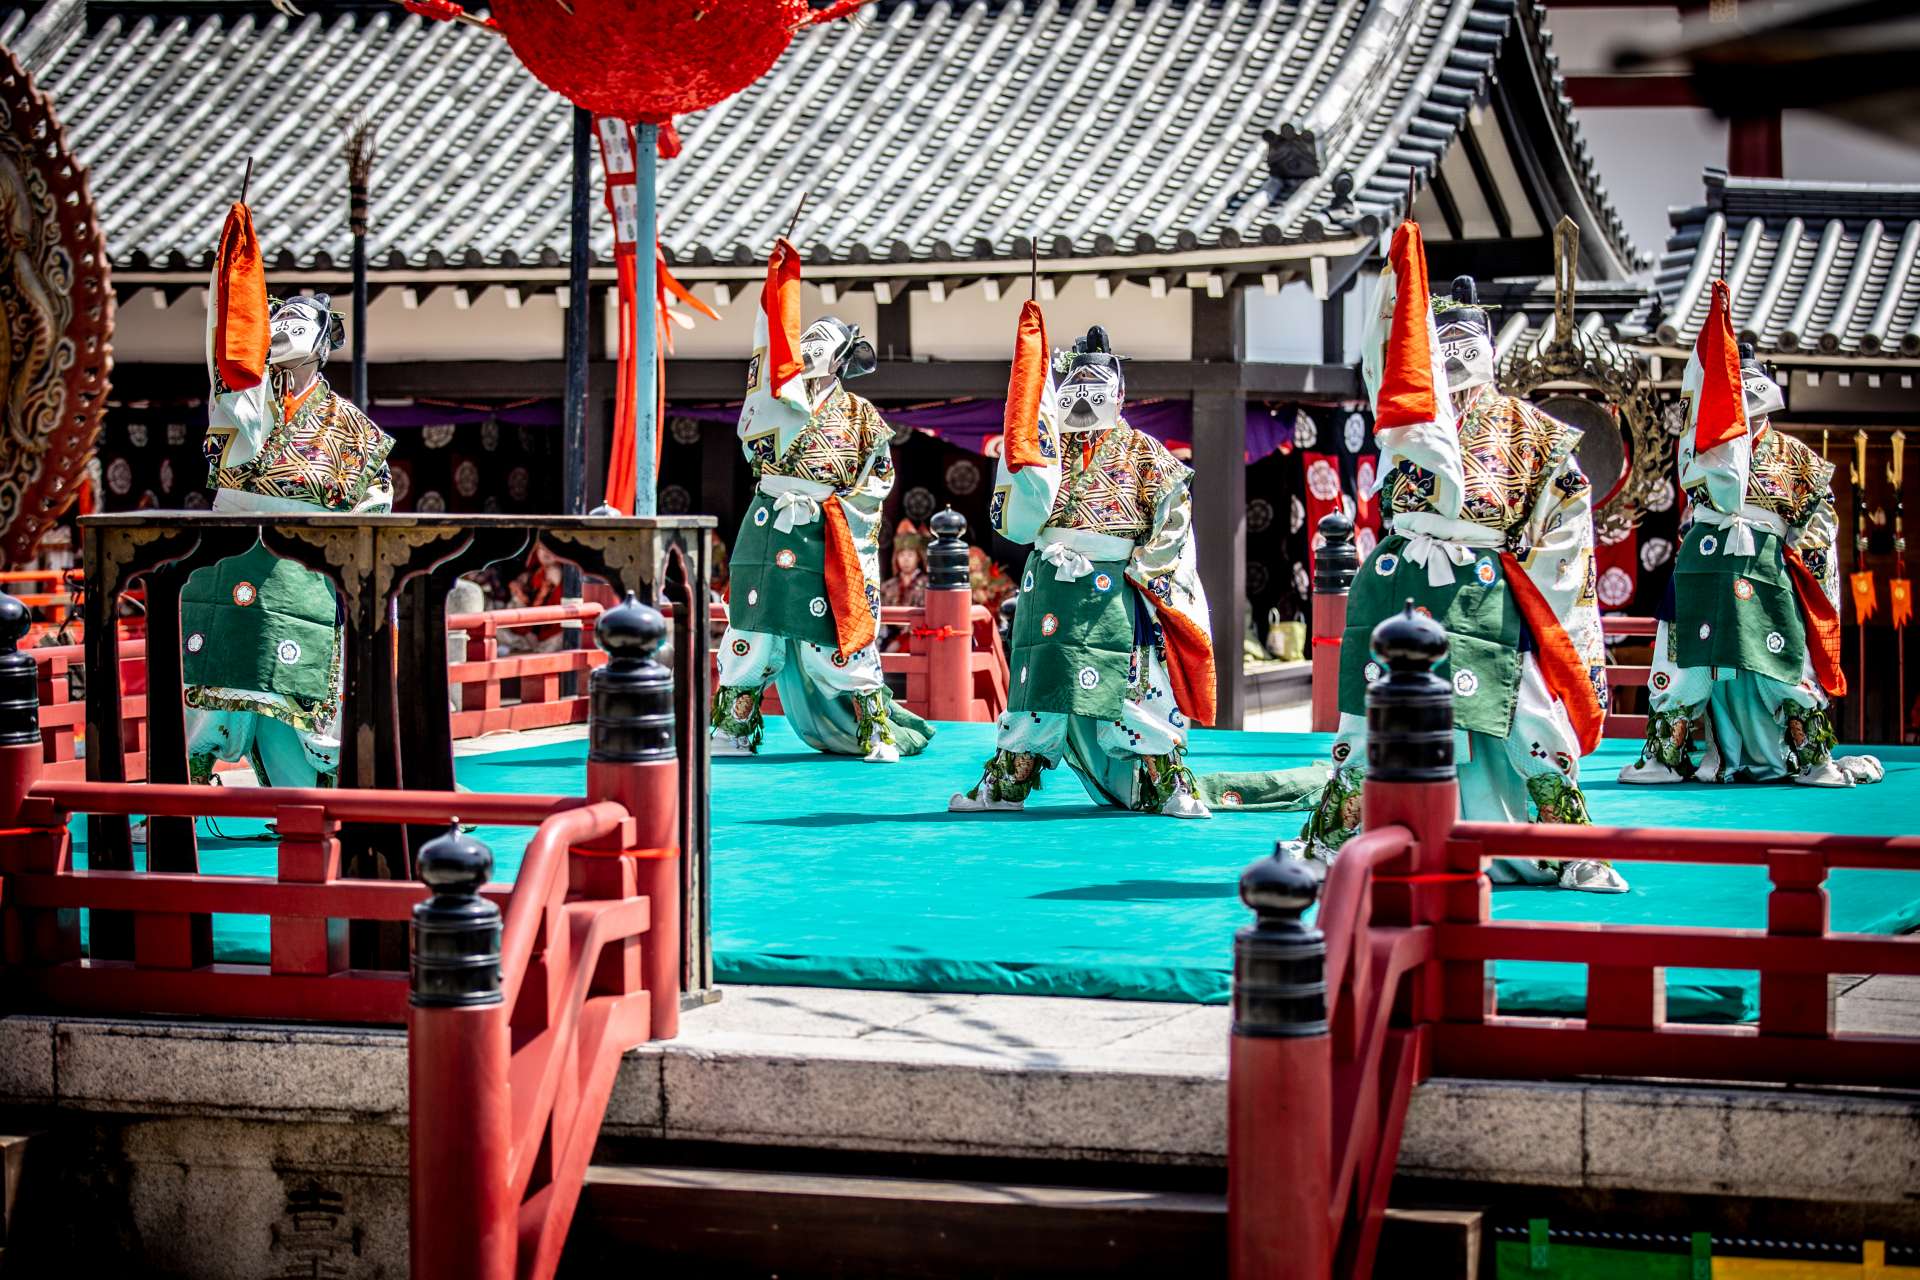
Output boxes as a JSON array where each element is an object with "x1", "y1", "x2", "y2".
[
  {"x1": 1617, "y1": 760, "x2": 1686, "y2": 785},
  {"x1": 1693, "y1": 744, "x2": 1723, "y2": 784},
  {"x1": 1836, "y1": 754, "x2": 1884, "y2": 784},
  {"x1": 130, "y1": 818, "x2": 148, "y2": 845},
  {"x1": 948, "y1": 785, "x2": 1022, "y2": 813},
  {"x1": 1159, "y1": 789, "x2": 1212, "y2": 819},
  {"x1": 863, "y1": 740, "x2": 901, "y2": 764},
  {"x1": 709, "y1": 734, "x2": 756, "y2": 756},
  {"x1": 1559, "y1": 859, "x2": 1629, "y2": 893},
  {"x1": 1792, "y1": 758, "x2": 1852, "y2": 787}
]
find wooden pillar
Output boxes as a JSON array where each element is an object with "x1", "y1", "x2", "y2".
[
  {"x1": 876, "y1": 292, "x2": 911, "y2": 362},
  {"x1": 1728, "y1": 114, "x2": 1783, "y2": 179},
  {"x1": 1194, "y1": 389, "x2": 1247, "y2": 730}
]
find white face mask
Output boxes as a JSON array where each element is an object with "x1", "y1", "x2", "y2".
[
  {"x1": 1054, "y1": 363, "x2": 1123, "y2": 433},
  {"x1": 799, "y1": 320, "x2": 843, "y2": 382},
  {"x1": 1742, "y1": 365, "x2": 1785, "y2": 421},
  {"x1": 268, "y1": 311, "x2": 326, "y2": 367},
  {"x1": 1435, "y1": 309, "x2": 1496, "y2": 393}
]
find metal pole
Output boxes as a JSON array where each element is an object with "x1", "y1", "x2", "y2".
[
  {"x1": 0, "y1": 591, "x2": 42, "y2": 827},
  {"x1": 633, "y1": 122, "x2": 659, "y2": 517},
  {"x1": 350, "y1": 231, "x2": 368, "y2": 406},
  {"x1": 561, "y1": 106, "x2": 592, "y2": 689}
]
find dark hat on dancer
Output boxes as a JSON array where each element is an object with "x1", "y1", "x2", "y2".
[
  {"x1": 1434, "y1": 276, "x2": 1496, "y2": 389},
  {"x1": 1737, "y1": 339, "x2": 1785, "y2": 419},
  {"x1": 1054, "y1": 325, "x2": 1127, "y2": 431}
]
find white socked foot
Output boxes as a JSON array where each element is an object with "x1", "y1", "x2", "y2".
[
  {"x1": 1559, "y1": 859, "x2": 1629, "y2": 893},
  {"x1": 863, "y1": 740, "x2": 901, "y2": 763},
  {"x1": 1792, "y1": 758, "x2": 1853, "y2": 787},
  {"x1": 1617, "y1": 759, "x2": 1687, "y2": 785},
  {"x1": 709, "y1": 733, "x2": 756, "y2": 757},
  {"x1": 1159, "y1": 789, "x2": 1212, "y2": 819},
  {"x1": 948, "y1": 783, "x2": 1022, "y2": 813},
  {"x1": 1836, "y1": 754, "x2": 1884, "y2": 784}
]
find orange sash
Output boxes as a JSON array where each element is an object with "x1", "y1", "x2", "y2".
[
  {"x1": 1141, "y1": 591, "x2": 1217, "y2": 728},
  {"x1": 822, "y1": 500, "x2": 876, "y2": 659},
  {"x1": 1499, "y1": 552, "x2": 1604, "y2": 755},
  {"x1": 1783, "y1": 545, "x2": 1847, "y2": 698}
]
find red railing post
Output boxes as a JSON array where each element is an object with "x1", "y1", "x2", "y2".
[
  {"x1": 1761, "y1": 850, "x2": 1833, "y2": 1038},
  {"x1": 585, "y1": 593, "x2": 682, "y2": 1040},
  {"x1": 1, "y1": 592, "x2": 41, "y2": 828},
  {"x1": 409, "y1": 821, "x2": 514, "y2": 1280},
  {"x1": 924, "y1": 508, "x2": 974, "y2": 722},
  {"x1": 1229, "y1": 847, "x2": 1331, "y2": 1279},
  {"x1": 1311, "y1": 513, "x2": 1359, "y2": 733}
]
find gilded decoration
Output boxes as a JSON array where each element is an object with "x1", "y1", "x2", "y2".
[
  {"x1": 1498, "y1": 218, "x2": 1663, "y2": 546},
  {"x1": 0, "y1": 45, "x2": 113, "y2": 565}
]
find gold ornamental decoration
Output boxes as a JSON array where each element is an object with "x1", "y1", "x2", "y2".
[
  {"x1": 0, "y1": 42, "x2": 113, "y2": 565},
  {"x1": 1498, "y1": 217, "x2": 1664, "y2": 544}
]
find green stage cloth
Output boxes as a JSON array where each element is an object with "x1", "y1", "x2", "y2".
[{"x1": 74, "y1": 722, "x2": 1920, "y2": 1022}]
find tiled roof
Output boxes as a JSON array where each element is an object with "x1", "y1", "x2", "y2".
[
  {"x1": 1482, "y1": 278, "x2": 1651, "y2": 365},
  {"x1": 3, "y1": 0, "x2": 1640, "y2": 276},
  {"x1": 1639, "y1": 169, "x2": 1920, "y2": 360}
]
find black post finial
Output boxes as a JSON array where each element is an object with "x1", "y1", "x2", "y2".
[
  {"x1": 1313, "y1": 512, "x2": 1359, "y2": 596},
  {"x1": 1365, "y1": 600, "x2": 1454, "y2": 781},
  {"x1": 0, "y1": 591, "x2": 38, "y2": 749},
  {"x1": 410, "y1": 821, "x2": 502, "y2": 1008},
  {"x1": 1232, "y1": 841, "x2": 1327, "y2": 1037},
  {"x1": 927, "y1": 507, "x2": 970, "y2": 591},
  {"x1": 589, "y1": 592, "x2": 675, "y2": 764}
]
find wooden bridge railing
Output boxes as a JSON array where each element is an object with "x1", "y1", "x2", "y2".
[
  {"x1": 1308, "y1": 512, "x2": 1657, "y2": 739},
  {"x1": 0, "y1": 588, "x2": 685, "y2": 1280},
  {"x1": 1229, "y1": 604, "x2": 1920, "y2": 1279}
]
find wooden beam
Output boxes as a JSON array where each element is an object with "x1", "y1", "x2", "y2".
[
  {"x1": 875, "y1": 293, "x2": 911, "y2": 361},
  {"x1": 1192, "y1": 390, "x2": 1246, "y2": 730},
  {"x1": 1457, "y1": 125, "x2": 1512, "y2": 240},
  {"x1": 1563, "y1": 74, "x2": 1702, "y2": 108}
]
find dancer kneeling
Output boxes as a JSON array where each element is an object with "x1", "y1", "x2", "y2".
[
  {"x1": 951, "y1": 314, "x2": 1216, "y2": 818},
  {"x1": 1620, "y1": 292, "x2": 1880, "y2": 788},
  {"x1": 710, "y1": 237, "x2": 931, "y2": 761},
  {"x1": 1299, "y1": 229, "x2": 1622, "y2": 892}
]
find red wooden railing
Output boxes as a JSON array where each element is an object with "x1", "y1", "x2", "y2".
[
  {"x1": 0, "y1": 590, "x2": 685, "y2": 1280},
  {"x1": 1229, "y1": 609, "x2": 1920, "y2": 1278}
]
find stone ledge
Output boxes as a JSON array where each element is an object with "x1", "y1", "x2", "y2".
[{"x1": 6, "y1": 988, "x2": 1918, "y2": 1206}]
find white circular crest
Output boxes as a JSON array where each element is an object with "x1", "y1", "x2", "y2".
[
  {"x1": 1363, "y1": 660, "x2": 1383, "y2": 683},
  {"x1": 1597, "y1": 567, "x2": 1634, "y2": 607},
  {"x1": 1641, "y1": 538, "x2": 1673, "y2": 570},
  {"x1": 480, "y1": 421, "x2": 501, "y2": 452},
  {"x1": 422, "y1": 424, "x2": 457, "y2": 449},
  {"x1": 809, "y1": 596, "x2": 828, "y2": 617},
  {"x1": 1077, "y1": 666, "x2": 1100, "y2": 689},
  {"x1": 1355, "y1": 528, "x2": 1378, "y2": 560},
  {"x1": 1374, "y1": 552, "x2": 1399, "y2": 577},
  {"x1": 747, "y1": 589, "x2": 759, "y2": 606},
  {"x1": 455, "y1": 459, "x2": 481, "y2": 498},
  {"x1": 1453, "y1": 669, "x2": 1478, "y2": 697},
  {"x1": 1766, "y1": 631, "x2": 1786, "y2": 654},
  {"x1": 128, "y1": 422, "x2": 149, "y2": 448},
  {"x1": 945, "y1": 460, "x2": 981, "y2": 496},
  {"x1": 1645, "y1": 479, "x2": 1675, "y2": 513},
  {"x1": 670, "y1": 417, "x2": 703, "y2": 446},
  {"x1": 185, "y1": 632, "x2": 205, "y2": 653},
  {"x1": 1289, "y1": 496, "x2": 1306, "y2": 534},
  {"x1": 1294, "y1": 416, "x2": 1318, "y2": 449},
  {"x1": 1306, "y1": 458, "x2": 1341, "y2": 501},
  {"x1": 1292, "y1": 562, "x2": 1311, "y2": 597},
  {"x1": 902, "y1": 486, "x2": 937, "y2": 521},
  {"x1": 1247, "y1": 499, "x2": 1274, "y2": 534},
  {"x1": 1344, "y1": 413, "x2": 1366, "y2": 453},
  {"x1": 106, "y1": 457, "x2": 132, "y2": 496},
  {"x1": 417, "y1": 490, "x2": 447, "y2": 513},
  {"x1": 1699, "y1": 622, "x2": 1712, "y2": 640},
  {"x1": 276, "y1": 639, "x2": 302, "y2": 665},
  {"x1": 391, "y1": 465, "x2": 412, "y2": 505}
]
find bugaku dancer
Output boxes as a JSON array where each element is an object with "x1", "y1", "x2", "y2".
[
  {"x1": 710, "y1": 237, "x2": 932, "y2": 761},
  {"x1": 950, "y1": 302, "x2": 1216, "y2": 818},
  {"x1": 181, "y1": 197, "x2": 395, "y2": 789}
]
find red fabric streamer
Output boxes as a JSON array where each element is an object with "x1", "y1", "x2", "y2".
[
  {"x1": 1499, "y1": 552, "x2": 1605, "y2": 756},
  {"x1": 1786, "y1": 546, "x2": 1848, "y2": 697},
  {"x1": 1691, "y1": 279, "x2": 1748, "y2": 456},
  {"x1": 1002, "y1": 300, "x2": 1050, "y2": 473},
  {"x1": 1851, "y1": 569, "x2": 1879, "y2": 624},
  {"x1": 762, "y1": 237, "x2": 805, "y2": 401},
  {"x1": 822, "y1": 501, "x2": 877, "y2": 658},
  {"x1": 1374, "y1": 221, "x2": 1439, "y2": 432},
  {"x1": 1893, "y1": 577, "x2": 1914, "y2": 630},
  {"x1": 213, "y1": 203, "x2": 267, "y2": 392}
]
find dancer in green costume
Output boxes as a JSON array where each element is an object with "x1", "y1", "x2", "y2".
[
  {"x1": 710, "y1": 240, "x2": 931, "y2": 760},
  {"x1": 950, "y1": 323, "x2": 1218, "y2": 818},
  {"x1": 1620, "y1": 310, "x2": 1881, "y2": 788},
  {"x1": 181, "y1": 200, "x2": 394, "y2": 789}
]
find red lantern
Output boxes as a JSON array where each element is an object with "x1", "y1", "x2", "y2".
[{"x1": 491, "y1": 0, "x2": 817, "y2": 122}]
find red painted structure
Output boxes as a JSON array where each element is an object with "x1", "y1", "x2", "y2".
[
  {"x1": 1229, "y1": 612, "x2": 1920, "y2": 1279},
  {"x1": 0, "y1": 589, "x2": 684, "y2": 1280},
  {"x1": 31, "y1": 590, "x2": 1010, "y2": 781}
]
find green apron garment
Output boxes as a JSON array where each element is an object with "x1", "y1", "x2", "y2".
[
  {"x1": 1339, "y1": 532, "x2": 1523, "y2": 738},
  {"x1": 1670, "y1": 524, "x2": 1804, "y2": 685},
  {"x1": 728, "y1": 492, "x2": 840, "y2": 647},
  {"x1": 1007, "y1": 550, "x2": 1135, "y2": 720},
  {"x1": 180, "y1": 543, "x2": 339, "y2": 704}
]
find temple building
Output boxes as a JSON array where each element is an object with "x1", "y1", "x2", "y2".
[{"x1": 5, "y1": 0, "x2": 1645, "y2": 724}]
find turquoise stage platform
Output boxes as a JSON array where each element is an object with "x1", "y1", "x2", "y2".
[{"x1": 81, "y1": 720, "x2": 1920, "y2": 1022}]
